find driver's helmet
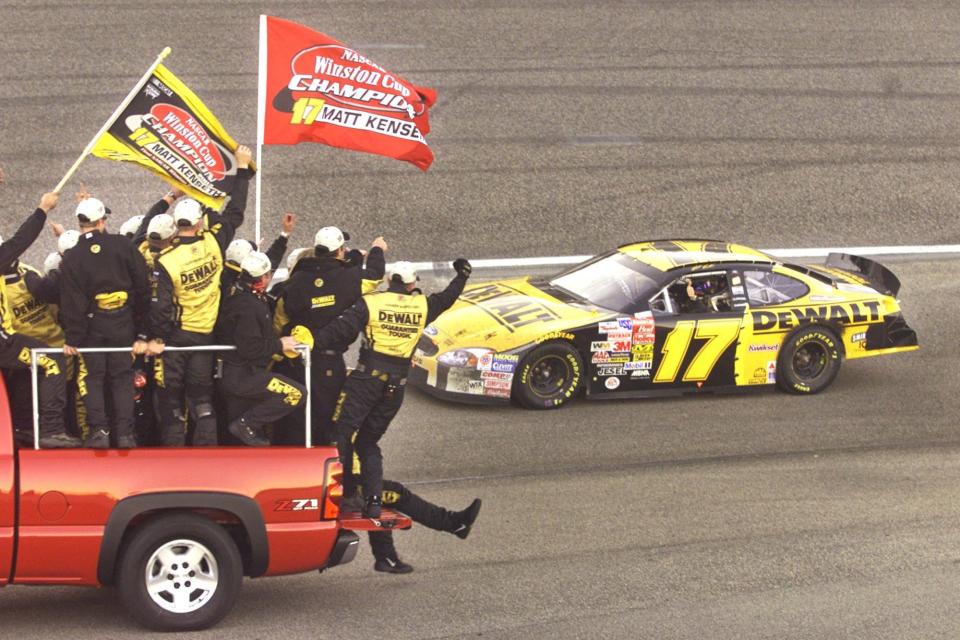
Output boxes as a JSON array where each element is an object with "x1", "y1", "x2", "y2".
[{"x1": 693, "y1": 277, "x2": 725, "y2": 297}]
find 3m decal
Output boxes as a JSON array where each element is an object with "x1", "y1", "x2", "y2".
[{"x1": 653, "y1": 318, "x2": 741, "y2": 384}]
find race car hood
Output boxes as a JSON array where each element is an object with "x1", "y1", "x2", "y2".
[{"x1": 424, "y1": 277, "x2": 605, "y2": 354}]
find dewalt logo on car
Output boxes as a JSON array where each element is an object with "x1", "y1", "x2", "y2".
[{"x1": 752, "y1": 301, "x2": 881, "y2": 332}]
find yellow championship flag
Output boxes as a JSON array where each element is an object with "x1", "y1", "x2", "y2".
[{"x1": 89, "y1": 63, "x2": 247, "y2": 210}]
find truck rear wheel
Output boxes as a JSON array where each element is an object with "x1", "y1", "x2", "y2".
[{"x1": 117, "y1": 513, "x2": 243, "y2": 631}]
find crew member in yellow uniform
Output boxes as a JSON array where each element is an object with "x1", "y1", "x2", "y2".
[
  {"x1": 1, "y1": 260, "x2": 65, "y2": 444},
  {"x1": 147, "y1": 145, "x2": 253, "y2": 446},
  {"x1": 313, "y1": 258, "x2": 471, "y2": 517},
  {"x1": 0, "y1": 191, "x2": 80, "y2": 448}
]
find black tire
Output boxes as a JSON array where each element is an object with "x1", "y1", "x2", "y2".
[
  {"x1": 116, "y1": 513, "x2": 243, "y2": 632},
  {"x1": 776, "y1": 325, "x2": 842, "y2": 394},
  {"x1": 513, "y1": 341, "x2": 583, "y2": 409}
]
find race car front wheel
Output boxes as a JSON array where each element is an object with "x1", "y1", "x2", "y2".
[
  {"x1": 776, "y1": 325, "x2": 842, "y2": 394},
  {"x1": 514, "y1": 342, "x2": 583, "y2": 409},
  {"x1": 117, "y1": 513, "x2": 243, "y2": 631}
]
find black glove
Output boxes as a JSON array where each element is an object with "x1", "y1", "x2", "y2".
[
  {"x1": 343, "y1": 248, "x2": 364, "y2": 267},
  {"x1": 453, "y1": 258, "x2": 472, "y2": 278}
]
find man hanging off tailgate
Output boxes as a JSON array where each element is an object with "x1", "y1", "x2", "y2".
[
  {"x1": 215, "y1": 252, "x2": 305, "y2": 446},
  {"x1": 313, "y1": 258, "x2": 472, "y2": 517},
  {"x1": 147, "y1": 145, "x2": 254, "y2": 446}
]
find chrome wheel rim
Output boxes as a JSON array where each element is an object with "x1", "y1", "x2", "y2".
[{"x1": 144, "y1": 538, "x2": 218, "y2": 613}]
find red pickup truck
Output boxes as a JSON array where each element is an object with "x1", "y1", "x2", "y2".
[{"x1": 0, "y1": 372, "x2": 410, "y2": 631}]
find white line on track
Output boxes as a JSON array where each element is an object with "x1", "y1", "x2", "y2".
[{"x1": 402, "y1": 244, "x2": 960, "y2": 272}]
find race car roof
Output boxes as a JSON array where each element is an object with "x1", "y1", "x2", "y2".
[{"x1": 617, "y1": 240, "x2": 774, "y2": 271}]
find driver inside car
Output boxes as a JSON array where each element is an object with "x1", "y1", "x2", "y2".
[{"x1": 672, "y1": 275, "x2": 731, "y2": 313}]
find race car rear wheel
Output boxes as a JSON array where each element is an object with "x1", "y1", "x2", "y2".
[
  {"x1": 117, "y1": 513, "x2": 243, "y2": 632},
  {"x1": 514, "y1": 342, "x2": 583, "y2": 409},
  {"x1": 776, "y1": 325, "x2": 841, "y2": 394}
]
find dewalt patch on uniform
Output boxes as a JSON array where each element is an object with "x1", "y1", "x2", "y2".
[
  {"x1": 17, "y1": 347, "x2": 31, "y2": 365},
  {"x1": 267, "y1": 377, "x2": 302, "y2": 405}
]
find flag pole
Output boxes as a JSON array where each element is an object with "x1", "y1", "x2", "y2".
[
  {"x1": 54, "y1": 47, "x2": 172, "y2": 194},
  {"x1": 255, "y1": 14, "x2": 267, "y2": 247}
]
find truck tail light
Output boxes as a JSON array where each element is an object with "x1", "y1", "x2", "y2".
[{"x1": 323, "y1": 458, "x2": 343, "y2": 520}]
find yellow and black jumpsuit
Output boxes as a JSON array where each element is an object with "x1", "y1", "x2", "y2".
[
  {"x1": 59, "y1": 231, "x2": 150, "y2": 446},
  {"x1": 148, "y1": 170, "x2": 250, "y2": 445},
  {"x1": 214, "y1": 278, "x2": 304, "y2": 442},
  {"x1": 314, "y1": 272, "x2": 468, "y2": 509},
  {"x1": 2, "y1": 263, "x2": 66, "y2": 442},
  {"x1": 274, "y1": 246, "x2": 384, "y2": 446},
  {"x1": 0, "y1": 207, "x2": 72, "y2": 442}
]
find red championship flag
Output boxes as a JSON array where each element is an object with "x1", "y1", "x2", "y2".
[{"x1": 258, "y1": 15, "x2": 437, "y2": 170}]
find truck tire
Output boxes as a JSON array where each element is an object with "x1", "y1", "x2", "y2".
[
  {"x1": 776, "y1": 325, "x2": 842, "y2": 394},
  {"x1": 513, "y1": 342, "x2": 583, "y2": 409},
  {"x1": 117, "y1": 513, "x2": 243, "y2": 632}
]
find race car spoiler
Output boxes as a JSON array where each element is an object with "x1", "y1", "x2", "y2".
[{"x1": 824, "y1": 252, "x2": 902, "y2": 297}]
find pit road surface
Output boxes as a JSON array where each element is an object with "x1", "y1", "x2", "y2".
[{"x1": 2, "y1": 1, "x2": 960, "y2": 638}]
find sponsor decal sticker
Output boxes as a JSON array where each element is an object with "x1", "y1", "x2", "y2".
[
  {"x1": 748, "y1": 343, "x2": 778, "y2": 352},
  {"x1": 604, "y1": 376, "x2": 621, "y2": 390},
  {"x1": 467, "y1": 380, "x2": 485, "y2": 394},
  {"x1": 749, "y1": 366, "x2": 766, "y2": 384},
  {"x1": 623, "y1": 361, "x2": 652, "y2": 371},
  {"x1": 766, "y1": 361, "x2": 777, "y2": 383},
  {"x1": 597, "y1": 365, "x2": 624, "y2": 376},
  {"x1": 536, "y1": 331, "x2": 576, "y2": 343},
  {"x1": 483, "y1": 378, "x2": 512, "y2": 391},
  {"x1": 481, "y1": 371, "x2": 513, "y2": 380},
  {"x1": 591, "y1": 341, "x2": 612, "y2": 352},
  {"x1": 851, "y1": 331, "x2": 866, "y2": 342},
  {"x1": 483, "y1": 386, "x2": 511, "y2": 398},
  {"x1": 630, "y1": 369, "x2": 650, "y2": 378},
  {"x1": 751, "y1": 302, "x2": 881, "y2": 332},
  {"x1": 491, "y1": 354, "x2": 519, "y2": 373},
  {"x1": 591, "y1": 351, "x2": 611, "y2": 364},
  {"x1": 598, "y1": 321, "x2": 620, "y2": 333},
  {"x1": 617, "y1": 317, "x2": 633, "y2": 330},
  {"x1": 631, "y1": 343, "x2": 654, "y2": 361},
  {"x1": 477, "y1": 353, "x2": 493, "y2": 371}
]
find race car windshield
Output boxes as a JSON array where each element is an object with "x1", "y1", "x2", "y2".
[{"x1": 549, "y1": 253, "x2": 658, "y2": 313}]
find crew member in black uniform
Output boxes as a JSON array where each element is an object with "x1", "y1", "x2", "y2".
[
  {"x1": 215, "y1": 252, "x2": 304, "y2": 446},
  {"x1": 278, "y1": 226, "x2": 386, "y2": 445},
  {"x1": 314, "y1": 258, "x2": 471, "y2": 516},
  {"x1": 0, "y1": 192, "x2": 80, "y2": 448},
  {"x1": 60, "y1": 196, "x2": 150, "y2": 448},
  {"x1": 147, "y1": 145, "x2": 253, "y2": 446}
]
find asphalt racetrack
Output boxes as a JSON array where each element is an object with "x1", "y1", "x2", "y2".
[{"x1": 2, "y1": 2, "x2": 960, "y2": 638}]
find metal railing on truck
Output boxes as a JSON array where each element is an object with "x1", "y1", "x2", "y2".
[{"x1": 29, "y1": 345, "x2": 314, "y2": 450}]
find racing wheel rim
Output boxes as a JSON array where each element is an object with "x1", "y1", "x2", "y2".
[
  {"x1": 792, "y1": 342, "x2": 828, "y2": 381},
  {"x1": 529, "y1": 355, "x2": 569, "y2": 397},
  {"x1": 144, "y1": 538, "x2": 219, "y2": 614}
]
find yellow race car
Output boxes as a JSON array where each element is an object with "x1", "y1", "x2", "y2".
[{"x1": 410, "y1": 240, "x2": 918, "y2": 409}]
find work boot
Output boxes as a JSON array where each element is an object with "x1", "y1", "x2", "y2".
[
  {"x1": 40, "y1": 432, "x2": 83, "y2": 449},
  {"x1": 228, "y1": 418, "x2": 269, "y2": 447},
  {"x1": 374, "y1": 554, "x2": 413, "y2": 574},
  {"x1": 340, "y1": 493, "x2": 364, "y2": 514},
  {"x1": 84, "y1": 429, "x2": 111, "y2": 449},
  {"x1": 451, "y1": 498, "x2": 482, "y2": 540},
  {"x1": 116, "y1": 434, "x2": 137, "y2": 449},
  {"x1": 363, "y1": 494, "x2": 382, "y2": 519}
]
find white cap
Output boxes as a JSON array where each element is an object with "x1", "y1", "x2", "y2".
[
  {"x1": 287, "y1": 247, "x2": 310, "y2": 271},
  {"x1": 173, "y1": 198, "x2": 203, "y2": 226},
  {"x1": 241, "y1": 251, "x2": 272, "y2": 278},
  {"x1": 58, "y1": 229, "x2": 80, "y2": 254},
  {"x1": 314, "y1": 226, "x2": 348, "y2": 253},
  {"x1": 43, "y1": 252, "x2": 62, "y2": 274},
  {"x1": 389, "y1": 261, "x2": 418, "y2": 284},
  {"x1": 147, "y1": 213, "x2": 177, "y2": 241},
  {"x1": 119, "y1": 215, "x2": 144, "y2": 238},
  {"x1": 75, "y1": 197, "x2": 107, "y2": 223},
  {"x1": 226, "y1": 239, "x2": 254, "y2": 265}
]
